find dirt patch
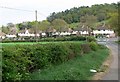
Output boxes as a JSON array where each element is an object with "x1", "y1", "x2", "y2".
[{"x1": 92, "y1": 48, "x2": 113, "y2": 80}]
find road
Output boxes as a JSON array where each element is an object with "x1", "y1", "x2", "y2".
[{"x1": 97, "y1": 37, "x2": 119, "y2": 80}]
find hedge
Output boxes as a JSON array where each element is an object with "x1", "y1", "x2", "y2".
[
  {"x1": 1, "y1": 36, "x2": 96, "y2": 43},
  {"x1": 2, "y1": 42, "x2": 100, "y2": 81}
]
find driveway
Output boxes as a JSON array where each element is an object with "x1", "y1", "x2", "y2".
[{"x1": 97, "y1": 37, "x2": 119, "y2": 80}]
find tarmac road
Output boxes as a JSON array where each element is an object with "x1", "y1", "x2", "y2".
[{"x1": 97, "y1": 37, "x2": 119, "y2": 80}]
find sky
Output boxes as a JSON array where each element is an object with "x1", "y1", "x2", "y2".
[{"x1": 0, "y1": 0, "x2": 119, "y2": 26}]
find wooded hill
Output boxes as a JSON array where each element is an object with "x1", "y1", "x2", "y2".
[{"x1": 47, "y1": 3, "x2": 118, "y2": 24}]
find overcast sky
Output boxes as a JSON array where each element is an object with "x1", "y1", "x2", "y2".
[{"x1": 0, "y1": 0, "x2": 119, "y2": 26}]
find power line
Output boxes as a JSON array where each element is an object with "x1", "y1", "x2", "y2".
[
  {"x1": 38, "y1": 12, "x2": 47, "y2": 17},
  {"x1": 0, "y1": 6, "x2": 34, "y2": 12},
  {"x1": 0, "y1": 6, "x2": 47, "y2": 17}
]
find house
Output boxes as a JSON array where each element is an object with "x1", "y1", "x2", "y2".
[
  {"x1": 6, "y1": 30, "x2": 17, "y2": 38},
  {"x1": 60, "y1": 32, "x2": 71, "y2": 36},
  {"x1": 5, "y1": 24, "x2": 18, "y2": 38},
  {"x1": 93, "y1": 26, "x2": 115, "y2": 38},
  {"x1": 18, "y1": 29, "x2": 40, "y2": 37},
  {"x1": 45, "y1": 27, "x2": 57, "y2": 37},
  {"x1": 0, "y1": 31, "x2": 6, "y2": 39},
  {"x1": 74, "y1": 25, "x2": 92, "y2": 35},
  {"x1": 6, "y1": 34, "x2": 17, "y2": 38}
]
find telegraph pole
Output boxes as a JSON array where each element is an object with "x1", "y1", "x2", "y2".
[
  {"x1": 86, "y1": 26, "x2": 88, "y2": 42},
  {"x1": 35, "y1": 10, "x2": 37, "y2": 42}
]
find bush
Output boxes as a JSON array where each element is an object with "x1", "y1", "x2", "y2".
[
  {"x1": 2, "y1": 41, "x2": 102, "y2": 81},
  {"x1": 89, "y1": 42, "x2": 99, "y2": 51},
  {"x1": 1, "y1": 36, "x2": 96, "y2": 43},
  {"x1": 2, "y1": 42, "x2": 82, "y2": 81},
  {"x1": 87, "y1": 36, "x2": 96, "y2": 42},
  {"x1": 80, "y1": 44, "x2": 91, "y2": 54},
  {"x1": 98, "y1": 44, "x2": 107, "y2": 49}
]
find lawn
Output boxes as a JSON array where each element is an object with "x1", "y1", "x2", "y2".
[
  {"x1": 0, "y1": 41, "x2": 85, "y2": 46},
  {"x1": 29, "y1": 48, "x2": 109, "y2": 80}
]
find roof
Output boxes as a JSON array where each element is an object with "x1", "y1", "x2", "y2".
[
  {"x1": 0, "y1": 32, "x2": 6, "y2": 36},
  {"x1": 60, "y1": 27, "x2": 69, "y2": 32},
  {"x1": 46, "y1": 27, "x2": 56, "y2": 32},
  {"x1": 95, "y1": 26, "x2": 109, "y2": 30},
  {"x1": 68, "y1": 28, "x2": 73, "y2": 32},
  {"x1": 8, "y1": 27, "x2": 18, "y2": 35},
  {"x1": 19, "y1": 30, "x2": 26, "y2": 33},
  {"x1": 74, "y1": 27, "x2": 92, "y2": 31}
]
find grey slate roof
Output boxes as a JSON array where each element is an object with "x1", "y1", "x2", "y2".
[{"x1": 95, "y1": 26, "x2": 109, "y2": 30}]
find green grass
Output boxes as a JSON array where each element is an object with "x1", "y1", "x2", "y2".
[
  {"x1": 29, "y1": 48, "x2": 109, "y2": 80},
  {"x1": 0, "y1": 41, "x2": 86, "y2": 46}
]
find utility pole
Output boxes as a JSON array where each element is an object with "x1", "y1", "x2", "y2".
[
  {"x1": 86, "y1": 26, "x2": 88, "y2": 42},
  {"x1": 35, "y1": 10, "x2": 37, "y2": 42}
]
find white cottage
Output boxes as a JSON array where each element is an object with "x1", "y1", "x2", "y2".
[
  {"x1": 18, "y1": 29, "x2": 40, "y2": 37},
  {"x1": 74, "y1": 26, "x2": 92, "y2": 35},
  {"x1": 0, "y1": 32, "x2": 6, "y2": 39},
  {"x1": 93, "y1": 27, "x2": 115, "y2": 37}
]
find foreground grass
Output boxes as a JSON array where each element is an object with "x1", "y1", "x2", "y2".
[
  {"x1": 0, "y1": 41, "x2": 85, "y2": 46},
  {"x1": 30, "y1": 48, "x2": 109, "y2": 80}
]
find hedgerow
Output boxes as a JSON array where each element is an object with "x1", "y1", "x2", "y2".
[
  {"x1": 2, "y1": 42, "x2": 99, "y2": 81},
  {"x1": 2, "y1": 36, "x2": 96, "y2": 43}
]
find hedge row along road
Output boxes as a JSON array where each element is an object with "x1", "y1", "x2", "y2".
[{"x1": 2, "y1": 41, "x2": 110, "y2": 81}]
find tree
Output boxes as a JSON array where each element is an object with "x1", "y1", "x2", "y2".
[
  {"x1": 80, "y1": 15, "x2": 97, "y2": 28},
  {"x1": 51, "y1": 19, "x2": 69, "y2": 32},
  {"x1": 108, "y1": 13, "x2": 119, "y2": 36},
  {"x1": 96, "y1": 13, "x2": 106, "y2": 22},
  {"x1": 1, "y1": 25, "x2": 9, "y2": 34},
  {"x1": 38, "y1": 20, "x2": 51, "y2": 32},
  {"x1": 7, "y1": 23, "x2": 14, "y2": 28},
  {"x1": 47, "y1": 3, "x2": 117, "y2": 24}
]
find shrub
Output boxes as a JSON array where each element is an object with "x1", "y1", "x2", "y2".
[
  {"x1": 2, "y1": 42, "x2": 83, "y2": 81},
  {"x1": 2, "y1": 36, "x2": 96, "y2": 43},
  {"x1": 80, "y1": 44, "x2": 91, "y2": 54},
  {"x1": 98, "y1": 44, "x2": 107, "y2": 49},
  {"x1": 2, "y1": 41, "x2": 102, "y2": 81},
  {"x1": 89, "y1": 42, "x2": 99, "y2": 51},
  {"x1": 87, "y1": 36, "x2": 96, "y2": 42}
]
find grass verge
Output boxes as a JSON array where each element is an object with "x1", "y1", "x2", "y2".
[
  {"x1": 0, "y1": 41, "x2": 85, "y2": 46},
  {"x1": 30, "y1": 48, "x2": 109, "y2": 80}
]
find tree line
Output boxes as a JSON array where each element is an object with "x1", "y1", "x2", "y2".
[{"x1": 47, "y1": 3, "x2": 118, "y2": 24}]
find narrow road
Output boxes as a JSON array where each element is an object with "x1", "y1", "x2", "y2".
[{"x1": 97, "y1": 37, "x2": 119, "y2": 80}]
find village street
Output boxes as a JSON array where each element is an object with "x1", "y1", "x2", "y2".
[{"x1": 97, "y1": 37, "x2": 119, "y2": 80}]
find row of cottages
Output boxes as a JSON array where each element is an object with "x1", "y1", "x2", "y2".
[
  {"x1": 93, "y1": 26, "x2": 115, "y2": 37},
  {"x1": 0, "y1": 26, "x2": 115, "y2": 39},
  {"x1": 73, "y1": 27, "x2": 92, "y2": 35},
  {"x1": 18, "y1": 29, "x2": 40, "y2": 37}
]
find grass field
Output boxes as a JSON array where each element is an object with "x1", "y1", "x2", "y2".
[
  {"x1": 29, "y1": 48, "x2": 109, "y2": 80},
  {"x1": 0, "y1": 41, "x2": 86, "y2": 46}
]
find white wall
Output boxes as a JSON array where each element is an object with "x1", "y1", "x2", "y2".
[
  {"x1": 93, "y1": 30, "x2": 114, "y2": 34},
  {"x1": 6, "y1": 34, "x2": 17, "y2": 38}
]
